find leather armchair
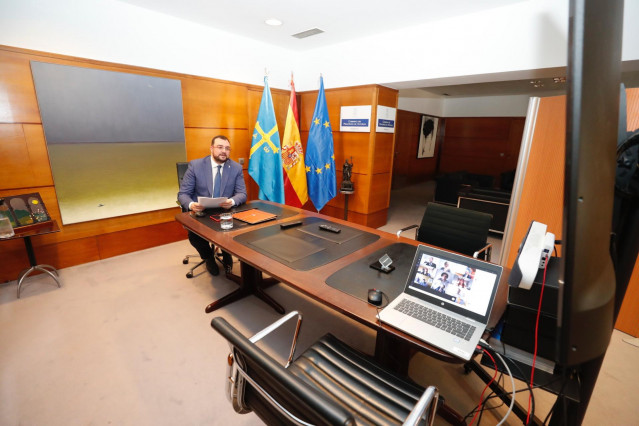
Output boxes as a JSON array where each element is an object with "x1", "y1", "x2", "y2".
[
  {"x1": 397, "y1": 202, "x2": 493, "y2": 262},
  {"x1": 212, "y1": 312, "x2": 453, "y2": 425}
]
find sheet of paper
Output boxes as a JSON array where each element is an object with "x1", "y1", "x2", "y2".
[{"x1": 197, "y1": 196, "x2": 227, "y2": 208}]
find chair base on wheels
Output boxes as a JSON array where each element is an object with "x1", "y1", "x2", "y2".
[
  {"x1": 182, "y1": 248, "x2": 232, "y2": 279},
  {"x1": 182, "y1": 254, "x2": 206, "y2": 278}
]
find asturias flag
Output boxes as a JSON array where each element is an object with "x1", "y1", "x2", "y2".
[
  {"x1": 249, "y1": 76, "x2": 284, "y2": 204},
  {"x1": 281, "y1": 75, "x2": 308, "y2": 207},
  {"x1": 306, "y1": 76, "x2": 336, "y2": 211}
]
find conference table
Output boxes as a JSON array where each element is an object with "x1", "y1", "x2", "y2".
[{"x1": 175, "y1": 200, "x2": 509, "y2": 367}]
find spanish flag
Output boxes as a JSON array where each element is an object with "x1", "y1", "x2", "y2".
[{"x1": 280, "y1": 75, "x2": 308, "y2": 207}]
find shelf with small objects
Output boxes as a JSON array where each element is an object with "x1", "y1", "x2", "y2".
[{"x1": 0, "y1": 192, "x2": 52, "y2": 238}]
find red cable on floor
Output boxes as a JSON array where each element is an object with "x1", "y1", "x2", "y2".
[
  {"x1": 470, "y1": 348, "x2": 498, "y2": 426},
  {"x1": 527, "y1": 259, "x2": 550, "y2": 425}
]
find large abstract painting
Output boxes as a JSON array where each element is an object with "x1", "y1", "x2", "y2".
[{"x1": 31, "y1": 62, "x2": 186, "y2": 224}]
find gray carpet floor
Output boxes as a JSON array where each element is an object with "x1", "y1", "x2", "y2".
[{"x1": 1, "y1": 181, "x2": 637, "y2": 425}]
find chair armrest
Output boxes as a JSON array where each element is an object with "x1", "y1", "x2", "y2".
[
  {"x1": 402, "y1": 386, "x2": 439, "y2": 426},
  {"x1": 473, "y1": 243, "x2": 492, "y2": 262},
  {"x1": 249, "y1": 311, "x2": 303, "y2": 368},
  {"x1": 397, "y1": 224, "x2": 419, "y2": 238}
]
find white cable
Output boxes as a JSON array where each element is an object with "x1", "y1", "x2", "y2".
[{"x1": 493, "y1": 350, "x2": 516, "y2": 426}]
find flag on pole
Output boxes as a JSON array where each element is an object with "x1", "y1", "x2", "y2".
[
  {"x1": 249, "y1": 76, "x2": 284, "y2": 203},
  {"x1": 281, "y1": 75, "x2": 308, "y2": 207},
  {"x1": 305, "y1": 76, "x2": 336, "y2": 211}
]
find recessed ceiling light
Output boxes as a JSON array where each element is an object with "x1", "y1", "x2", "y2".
[{"x1": 265, "y1": 18, "x2": 282, "y2": 26}]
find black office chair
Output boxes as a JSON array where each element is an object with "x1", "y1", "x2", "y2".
[
  {"x1": 177, "y1": 162, "x2": 209, "y2": 278},
  {"x1": 397, "y1": 202, "x2": 493, "y2": 261},
  {"x1": 211, "y1": 312, "x2": 459, "y2": 426}
]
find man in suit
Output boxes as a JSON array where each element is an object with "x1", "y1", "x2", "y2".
[{"x1": 178, "y1": 135, "x2": 247, "y2": 275}]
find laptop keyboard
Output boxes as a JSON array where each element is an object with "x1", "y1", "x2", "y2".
[{"x1": 394, "y1": 299, "x2": 476, "y2": 341}]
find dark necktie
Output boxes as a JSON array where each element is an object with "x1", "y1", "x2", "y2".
[{"x1": 213, "y1": 165, "x2": 222, "y2": 198}]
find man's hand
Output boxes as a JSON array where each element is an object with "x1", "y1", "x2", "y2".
[
  {"x1": 220, "y1": 199, "x2": 234, "y2": 209},
  {"x1": 191, "y1": 202, "x2": 205, "y2": 212}
]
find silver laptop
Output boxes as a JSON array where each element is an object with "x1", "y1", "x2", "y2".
[{"x1": 378, "y1": 244, "x2": 503, "y2": 360}]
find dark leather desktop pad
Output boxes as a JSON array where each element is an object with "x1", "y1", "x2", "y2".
[
  {"x1": 234, "y1": 217, "x2": 380, "y2": 271},
  {"x1": 192, "y1": 200, "x2": 297, "y2": 232},
  {"x1": 325, "y1": 243, "x2": 417, "y2": 304}
]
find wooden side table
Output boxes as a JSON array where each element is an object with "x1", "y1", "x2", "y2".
[{"x1": 1, "y1": 220, "x2": 62, "y2": 298}]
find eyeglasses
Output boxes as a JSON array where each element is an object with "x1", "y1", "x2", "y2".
[{"x1": 213, "y1": 145, "x2": 231, "y2": 152}]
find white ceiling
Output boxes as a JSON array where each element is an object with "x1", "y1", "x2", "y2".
[
  {"x1": 116, "y1": 0, "x2": 638, "y2": 97},
  {"x1": 118, "y1": 0, "x2": 523, "y2": 51}
]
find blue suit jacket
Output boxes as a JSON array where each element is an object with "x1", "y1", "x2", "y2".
[{"x1": 178, "y1": 156, "x2": 247, "y2": 210}]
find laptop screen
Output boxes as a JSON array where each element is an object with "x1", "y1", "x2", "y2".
[{"x1": 404, "y1": 245, "x2": 503, "y2": 323}]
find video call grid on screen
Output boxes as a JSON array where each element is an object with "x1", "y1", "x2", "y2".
[{"x1": 408, "y1": 252, "x2": 498, "y2": 316}]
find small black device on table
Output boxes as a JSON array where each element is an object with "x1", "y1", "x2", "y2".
[{"x1": 319, "y1": 224, "x2": 341, "y2": 233}]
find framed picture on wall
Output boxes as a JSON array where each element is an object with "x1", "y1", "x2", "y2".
[{"x1": 417, "y1": 115, "x2": 439, "y2": 158}]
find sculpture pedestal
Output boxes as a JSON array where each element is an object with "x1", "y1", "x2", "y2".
[{"x1": 340, "y1": 189, "x2": 354, "y2": 220}]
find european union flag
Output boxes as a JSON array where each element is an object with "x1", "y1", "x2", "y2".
[
  {"x1": 306, "y1": 76, "x2": 336, "y2": 211},
  {"x1": 249, "y1": 76, "x2": 284, "y2": 203}
]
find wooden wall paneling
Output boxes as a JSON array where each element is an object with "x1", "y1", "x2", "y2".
[
  {"x1": 371, "y1": 132, "x2": 394, "y2": 174},
  {"x1": 0, "y1": 49, "x2": 42, "y2": 124},
  {"x1": 184, "y1": 128, "x2": 251, "y2": 161},
  {"x1": 614, "y1": 87, "x2": 639, "y2": 335},
  {"x1": 22, "y1": 124, "x2": 54, "y2": 186},
  {"x1": 319, "y1": 205, "x2": 387, "y2": 229},
  {"x1": 627, "y1": 88, "x2": 639, "y2": 129},
  {"x1": 324, "y1": 172, "x2": 369, "y2": 213},
  {"x1": 377, "y1": 86, "x2": 399, "y2": 109},
  {"x1": 616, "y1": 259, "x2": 639, "y2": 335},
  {"x1": 298, "y1": 92, "x2": 319, "y2": 132},
  {"x1": 180, "y1": 78, "x2": 249, "y2": 129},
  {"x1": 439, "y1": 116, "x2": 525, "y2": 180},
  {"x1": 97, "y1": 221, "x2": 187, "y2": 259},
  {"x1": 0, "y1": 236, "x2": 100, "y2": 283},
  {"x1": 393, "y1": 110, "x2": 421, "y2": 178},
  {"x1": 0, "y1": 124, "x2": 44, "y2": 190},
  {"x1": 439, "y1": 156, "x2": 512, "y2": 177},
  {"x1": 505, "y1": 96, "x2": 566, "y2": 268},
  {"x1": 368, "y1": 173, "x2": 392, "y2": 213},
  {"x1": 393, "y1": 110, "x2": 441, "y2": 188},
  {"x1": 333, "y1": 132, "x2": 372, "y2": 175},
  {"x1": 445, "y1": 117, "x2": 511, "y2": 138},
  {"x1": 37, "y1": 237, "x2": 101, "y2": 270},
  {"x1": 441, "y1": 136, "x2": 516, "y2": 158},
  {"x1": 64, "y1": 207, "x2": 182, "y2": 242},
  {"x1": 0, "y1": 238, "x2": 31, "y2": 282}
]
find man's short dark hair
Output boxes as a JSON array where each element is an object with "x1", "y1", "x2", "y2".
[{"x1": 211, "y1": 135, "x2": 230, "y2": 145}]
